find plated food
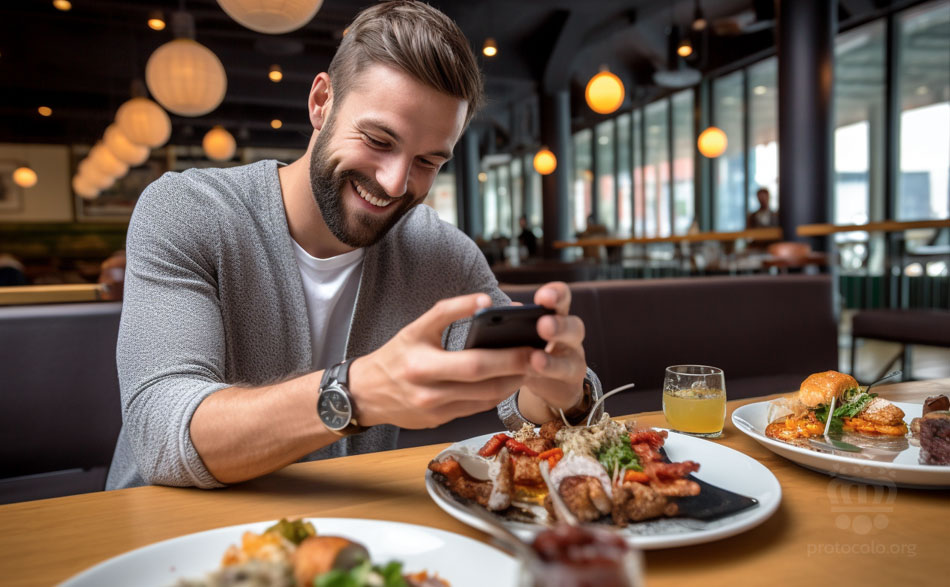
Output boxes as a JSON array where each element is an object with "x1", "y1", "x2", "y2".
[
  {"x1": 909, "y1": 395, "x2": 950, "y2": 466},
  {"x1": 428, "y1": 415, "x2": 702, "y2": 527},
  {"x1": 179, "y1": 519, "x2": 448, "y2": 587}
]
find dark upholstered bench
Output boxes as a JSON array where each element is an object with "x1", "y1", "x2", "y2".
[
  {"x1": 0, "y1": 302, "x2": 123, "y2": 504},
  {"x1": 397, "y1": 274, "x2": 838, "y2": 448},
  {"x1": 851, "y1": 309, "x2": 950, "y2": 380}
]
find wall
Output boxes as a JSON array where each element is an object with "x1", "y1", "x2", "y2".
[{"x1": 0, "y1": 143, "x2": 72, "y2": 223}]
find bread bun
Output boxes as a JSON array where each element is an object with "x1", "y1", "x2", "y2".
[{"x1": 798, "y1": 371, "x2": 859, "y2": 408}]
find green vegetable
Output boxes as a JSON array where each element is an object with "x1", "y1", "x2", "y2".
[
  {"x1": 596, "y1": 435, "x2": 641, "y2": 474},
  {"x1": 813, "y1": 389, "x2": 877, "y2": 433},
  {"x1": 263, "y1": 518, "x2": 316, "y2": 545},
  {"x1": 314, "y1": 560, "x2": 408, "y2": 587}
]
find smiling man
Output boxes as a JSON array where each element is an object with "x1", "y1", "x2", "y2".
[{"x1": 107, "y1": 0, "x2": 602, "y2": 490}]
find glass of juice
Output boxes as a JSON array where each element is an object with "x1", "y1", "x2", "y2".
[{"x1": 662, "y1": 365, "x2": 727, "y2": 438}]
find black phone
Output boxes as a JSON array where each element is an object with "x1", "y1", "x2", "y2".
[{"x1": 464, "y1": 304, "x2": 555, "y2": 350}]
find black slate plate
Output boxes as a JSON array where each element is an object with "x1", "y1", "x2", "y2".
[{"x1": 660, "y1": 447, "x2": 760, "y2": 521}]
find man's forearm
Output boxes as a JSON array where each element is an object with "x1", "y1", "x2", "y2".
[{"x1": 190, "y1": 370, "x2": 339, "y2": 484}]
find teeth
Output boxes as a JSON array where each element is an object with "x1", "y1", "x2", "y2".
[{"x1": 353, "y1": 181, "x2": 392, "y2": 208}]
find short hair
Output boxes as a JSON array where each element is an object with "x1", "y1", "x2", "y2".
[{"x1": 328, "y1": 1, "x2": 484, "y2": 127}]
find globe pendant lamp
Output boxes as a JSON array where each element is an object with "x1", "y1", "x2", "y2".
[
  {"x1": 533, "y1": 147, "x2": 557, "y2": 175},
  {"x1": 78, "y1": 158, "x2": 115, "y2": 191},
  {"x1": 697, "y1": 126, "x2": 728, "y2": 158},
  {"x1": 72, "y1": 174, "x2": 100, "y2": 200},
  {"x1": 115, "y1": 97, "x2": 172, "y2": 148},
  {"x1": 104, "y1": 124, "x2": 150, "y2": 166},
  {"x1": 585, "y1": 68, "x2": 624, "y2": 115},
  {"x1": 88, "y1": 142, "x2": 129, "y2": 178},
  {"x1": 146, "y1": 12, "x2": 227, "y2": 117},
  {"x1": 202, "y1": 126, "x2": 237, "y2": 161},
  {"x1": 217, "y1": 0, "x2": 324, "y2": 34}
]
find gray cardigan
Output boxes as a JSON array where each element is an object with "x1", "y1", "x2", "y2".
[{"x1": 107, "y1": 160, "x2": 599, "y2": 490}]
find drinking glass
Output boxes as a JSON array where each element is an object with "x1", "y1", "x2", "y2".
[{"x1": 662, "y1": 365, "x2": 727, "y2": 438}]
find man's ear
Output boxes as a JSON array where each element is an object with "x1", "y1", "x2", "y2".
[{"x1": 308, "y1": 72, "x2": 333, "y2": 131}]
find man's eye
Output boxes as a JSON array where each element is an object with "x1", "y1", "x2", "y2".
[{"x1": 364, "y1": 135, "x2": 388, "y2": 148}]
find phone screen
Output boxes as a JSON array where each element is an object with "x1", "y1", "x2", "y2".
[{"x1": 463, "y1": 304, "x2": 554, "y2": 349}]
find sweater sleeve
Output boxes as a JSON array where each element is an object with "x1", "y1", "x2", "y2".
[{"x1": 116, "y1": 172, "x2": 229, "y2": 488}]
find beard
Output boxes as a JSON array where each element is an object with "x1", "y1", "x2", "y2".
[{"x1": 309, "y1": 114, "x2": 420, "y2": 249}]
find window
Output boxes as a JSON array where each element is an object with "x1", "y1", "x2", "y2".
[
  {"x1": 510, "y1": 157, "x2": 523, "y2": 236},
  {"x1": 595, "y1": 120, "x2": 617, "y2": 232},
  {"x1": 748, "y1": 57, "x2": 779, "y2": 217},
  {"x1": 573, "y1": 129, "x2": 593, "y2": 233},
  {"x1": 897, "y1": 0, "x2": 950, "y2": 221},
  {"x1": 482, "y1": 167, "x2": 498, "y2": 238},
  {"x1": 425, "y1": 166, "x2": 458, "y2": 226},
  {"x1": 525, "y1": 153, "x2": 543, "y2": 231},
  {"x1": 834, "y1": 20, "x2": 885, "y2": 228},
  {"x1": 617, "y1": 113, "x2": 632, "y2": 236},
  {"x1": 497, "y1": 164, "x2": 512, "y2": 238},
  {"x1": 671, "y1": 90, "x2": 695, "y2": 235},
  {"x1": 632, "y1": 109, "x2": 645, "y2": 238},
  {"x1": 644, "y1": 100, "x2": 670, "y2": 237},
  {"x1": 712, "y1": 71, "x2": 745, "y2": 232}
]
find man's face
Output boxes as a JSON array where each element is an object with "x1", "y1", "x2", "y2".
[{"x1": 309, "y1": 64, "x2": 467, "y2": 249}]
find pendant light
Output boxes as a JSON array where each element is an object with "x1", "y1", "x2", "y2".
[
  {"x1": 12, "y1": 166, "x2": 38, "y2": 188},
  {"x1": 585, "y1": 68, "x2": 625, "y2": 115},
  {"x1": 216, "y1": 0, "x2": 324, "y2": 34},
  {"x1": 104, "y1": 124, "x2": 150, "y2": 166},
  {"x1": 115, "y1": 96, "x2": 172, "y2": 148},
  {"x1": 88, "y1": 143, "x2": 129, "y2": 178},
  {"x1": 72, "y1": 175, "x2": 100, "y2": 200},
  {"x1": 202, "y1": 126, "x2": 237, "y2": 161},
  {"x1": 698, "y1": 127, "x2": 728, "y2": 158},
  {"x1": 146, "y1": 12, "x2": 227, "y2": 117},
  {"x1": 533, "y1": 147, "x2": 557, "y2": 175}
]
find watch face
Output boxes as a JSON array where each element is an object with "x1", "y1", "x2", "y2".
[{"x1": 318, "y1": 386, "x2": 352, "y2": 431}]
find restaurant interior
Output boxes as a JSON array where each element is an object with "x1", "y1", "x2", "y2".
[{"x1": 1, "y1": 1, "x2": 948, "y2": 585}]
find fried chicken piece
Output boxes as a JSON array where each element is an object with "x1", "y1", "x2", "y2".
[
  {"x1": 427, "y1": 450, "x2": 512, "y2": 511},
  {"x1": 512, "y1": 452, "x2": 544, "y2": 486},
  {"x1": 858, "y1": 397, "x2": 906, "y2": 426},
  {"x1": 611, "y1": 481, "x2": 679, "y2": 526},
  {"x1": 643, "y1": 460, "x2": 701, "y2": 481},
  {"x1": 554, "y1": 476, "x2": 612, "y2": 522},
  {"x1": 523, "y1": 435, "x2": 553, "y2": 454},
  {"x1": 539, "y1": 419, "x2": 565, "y2": 443}
]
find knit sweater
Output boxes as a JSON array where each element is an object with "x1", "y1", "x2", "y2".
[{"x1": 106, "y1": 160, "x2": 515, "y2": 490}]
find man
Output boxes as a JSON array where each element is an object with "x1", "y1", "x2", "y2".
[
  {"x1": 747, "y1": 188, "x2": 778, "y2": 229},
  {"x1": 107, "y1": 0, "x2": 601, "y2": 490}
]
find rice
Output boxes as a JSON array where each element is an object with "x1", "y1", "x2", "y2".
[{"x1": 555, "y1": 413, "x2": 628, "y2": 458}]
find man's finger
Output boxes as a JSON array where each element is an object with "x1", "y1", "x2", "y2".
[
  {"x1": 405, "y1": 292, "x2": 491, "y2": 341},
  {"x1": 534, "y1": 281, "x2": 571, "y2": 315},
  {"x1": 537, "y1": 314, "x2": 585, "y2": 347}
]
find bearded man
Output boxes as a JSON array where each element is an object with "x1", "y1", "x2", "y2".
[{"x1": 108, "y1": 0, "x2": 601, "y2": 490}]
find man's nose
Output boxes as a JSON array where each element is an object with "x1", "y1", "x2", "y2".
[{"x1": 376, "y1": 155, "x2": 411, "y2": 198}]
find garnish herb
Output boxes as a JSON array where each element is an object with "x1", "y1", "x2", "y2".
[
  {"x1": 813, "y1": 389, "x2": 877, "y2": 433},
  {"x1": 596, "y1": 435, "x2": 641, "y2": 475},
  {"x1": 314, "y1": 560, "x2": 408, "y2": 587},
  {"x1": 263, "y1": 518, "x2": 316, "y2": 545}
]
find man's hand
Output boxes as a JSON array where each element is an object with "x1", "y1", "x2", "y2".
[
  {"x1": 517, "y1": 282, "x2": 588, "y2": 424},
  {"x1": 349, "y1": 293, "x2": 535, "y2": 429}
]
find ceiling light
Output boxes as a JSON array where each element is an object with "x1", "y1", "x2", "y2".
[
  {"x1": 677, "y1": 39, "x2": 693, "y2": 58},
  {"x1": 89, "y1": 142, "x2": 129, "y2": 178},
  {"x1": 203, "y1": 126, "x2": 237, "y2": 161},
  {"x1": 13, "y1": 166, "x2": 38, "y2": 188},
  {"x1": 148, "y1": 11, "x2": 167, "y2": 31},
  {"x1": 72, "y1": 175, "x2": 100, "y2": 200},
  {"x1": 698, "y1": 126, "x2": 728, "y2": 158},
  {"x1": 482, "y1": 38, "x2": 498, "y2": 58},
  {"x1": 916, "y1": 85, "x2": 928, "y2": 95},
  {"x1": 477, "y1": 172, "x2": 487, "y2": 182},
  {"x1": 78, "y1": 158, "x2": 115, "y2": 190},
  {"x1": 52, "y1": 0, "x2": 71, "y2": 11},
  {"x1": 217, "y1": 0, "x2": 325, "y2": 34},
  {"x1": 585, "y1": 69, "x2": 624, "y2": 115},
  {"x1": 271, "y1": 119, "x2": 282, "y2": 129},
  {"x1": 104, "y1": 124, "x2": 150, "y2": 166},
  {"x1": 269, "y1": 64, "x2": 283, "y2": 82},
  {"x1": 38, "y1": 106, "x2": 52, "y2": 117},
  {"x1": 753, "y1": 85, "x2": 768, "y2": 96},
  {"x1": 692, "y1": 0, "x2": 707, "y2": 31},
  {"x1": 146, "y1": 12, "x2": 228, "y2": 117},
  {"x1": 115, "y1": 97, "x2": 172, "y2": 148},
  {"x1": 533, "y1": 147, "x2": 557, "y2": 175}
]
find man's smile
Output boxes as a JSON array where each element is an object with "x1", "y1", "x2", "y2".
[{"x1": 352, "y1": 179, "x2": 393, "y2": 208}]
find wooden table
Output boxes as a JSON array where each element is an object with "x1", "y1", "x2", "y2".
[{"x1": 1, "y1": 380, "x2": 947, "y2": 587}]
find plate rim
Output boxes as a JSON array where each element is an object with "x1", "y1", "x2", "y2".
[
  {"x1": 425, "y1": 428, "x2": 782, "y2": 550},
  {"x1": 731, "y1": 400, "x2": 950, "y2": 486},
  {"x1": 60, "y1": 516, "x2": 517, "y2": 587}
]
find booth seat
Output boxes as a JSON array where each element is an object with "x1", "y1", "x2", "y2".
[
  {"x1": 0, "y1": 302, "x2": 123, "y2": 504},
  {"x1": 397, "y1": 274, "x2": 838, "y2": 448}
]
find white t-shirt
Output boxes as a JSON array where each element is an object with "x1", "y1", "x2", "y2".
[{"x1": 290, "y1": 240, "x2": 364, "y2": 371}]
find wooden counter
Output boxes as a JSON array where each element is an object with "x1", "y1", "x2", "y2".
[{"x1": 0, "y1": 379, "x2": 946, "y2": 586}]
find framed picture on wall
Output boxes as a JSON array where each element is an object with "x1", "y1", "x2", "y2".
[
  {"x1": 73, "y1": 148, "x2": 169, "y2": 223},
  {"x1": 0, "y1": 160, "x2": 25, "y2": 213}
]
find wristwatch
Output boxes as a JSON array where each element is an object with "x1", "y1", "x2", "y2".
[{"x1": 317, "y1": 359, "x2": 365, "y2": 436}]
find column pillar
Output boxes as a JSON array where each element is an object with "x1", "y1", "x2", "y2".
[
  {"x1": 540, "y1": 89, "x2": 572, "y2": 260},
  {"x1": 455, "y1": 128, "x2": 482, "y2": 238}
]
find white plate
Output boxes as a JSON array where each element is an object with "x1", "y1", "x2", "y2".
[
  {"x1": 60, "y1": 517, "x2": 518, "y2": 587},
  {"x1": 425, "y1": 430, "x2": 781, "y2": 550},
  {"x1": 732, "y1": 401, "x2": 950, "y2": 488}
]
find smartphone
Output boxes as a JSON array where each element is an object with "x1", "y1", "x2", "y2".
[{"x1": 464, "y1": 304, "x2": 555, "y2": 350}]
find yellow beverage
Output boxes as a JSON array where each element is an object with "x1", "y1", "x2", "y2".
[{"x1": 663, "y1": 388, "x2": 726, "y2": 435}]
